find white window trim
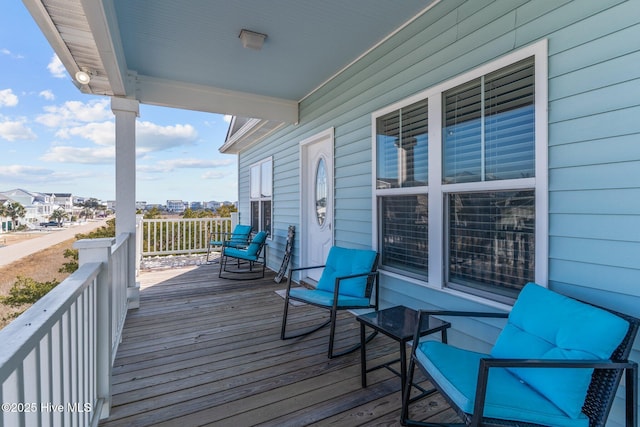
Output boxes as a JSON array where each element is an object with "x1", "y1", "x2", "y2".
[
  {"x1": 371, "y1": 40, "x2": 548, "y2": 305},
  {"x1": 249, "y1": 157, "x2": 273, "y2": 239}
]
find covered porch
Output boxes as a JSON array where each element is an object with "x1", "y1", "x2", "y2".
[{"x1": 101, "y1": 265, "x2": 455, "y2": 426}]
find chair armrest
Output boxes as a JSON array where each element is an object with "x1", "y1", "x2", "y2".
[
  {"x1": 410, "y1": 311, "x2": 509, "y2": 359},
  {"x1": 289, "y1": 264, "x2": 326, "y2": 273},
  {"x1": 284, "y1": 265, "x2": 326, "y2": 293},
  {"x1": 333, "y1": 271, "x2": 379, "y2": 302},
  {"x1": 471, "y1": 358, "x2": 637, "y2": 424}
]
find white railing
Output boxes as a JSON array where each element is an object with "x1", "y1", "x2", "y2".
[
  {"x1": 0, "y1": 233, "x2": 133, "y2": 426},
  {"x1": 140, "y1": 214, "x2": 237, "y2": 256}
]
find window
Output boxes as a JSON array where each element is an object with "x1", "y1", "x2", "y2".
[
  {"x1": 250, "y1": 158, "x2": 272, "y2": 236},
  {"x1": 376, "y1": 99, "x2": 429, "y2": 279},
  {"x1": 373, "y1": 43, "x2": 547, "y2": 303}
]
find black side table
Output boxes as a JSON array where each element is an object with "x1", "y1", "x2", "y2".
[{"x1": 356, "y1": 305, "x2": 450, "y2": 401}]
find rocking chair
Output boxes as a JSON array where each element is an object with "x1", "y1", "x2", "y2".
[
  {"x1": 280, "y1": 246, "x2": 379, "y2": 358},
  {"x1": 218, "y1": 230, "x2": 268, "y2": 279}
]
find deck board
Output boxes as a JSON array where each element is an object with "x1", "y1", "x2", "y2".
[{"x1": 100, "y1": 264, "x2": 458, "y2": 426}]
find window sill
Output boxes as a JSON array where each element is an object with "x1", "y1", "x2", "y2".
[{"x1": 379, "y1": 269, "x2": 513, "y2": 313}]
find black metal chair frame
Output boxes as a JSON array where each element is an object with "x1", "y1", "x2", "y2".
[
  {"x1": 218, "y1": 231, "x2": 268, "y2": 280},
  {"x1": 401, "y1": 307, "x2": 639, "y2": 427},
  {"x1": 280, "y1": 254, "x2": 380, "y2": 359}
]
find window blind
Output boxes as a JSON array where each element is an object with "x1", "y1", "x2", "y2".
[
  {"x1": 443, "y1": 57, "x2": 535, "y2": 184},
  {"x1": 380, "y1": 195, "x2": 428, "y2": 277},
  {"x1": 448, "y1": 190, "x2": 535, "y2": 299},
  {"x1": 376, "y1": 99, "x2": 428, "y2": 189}
]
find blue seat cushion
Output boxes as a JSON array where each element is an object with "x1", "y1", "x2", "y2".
[
  {"x1": 223, "y1": 231, "x2": 267, "y2": 261},
  {"x1": 289, "y1": 288, "x2": 371, "y2": 308},
  {"x1": 490, "y1": 283, "x2": 629, "y2": 419},
  {"x1": 416, "y1": 341, "x2": 589, "y2": 427},
  {"x1": 315, "y1": 247, "x2": 377, "y2": 298}
]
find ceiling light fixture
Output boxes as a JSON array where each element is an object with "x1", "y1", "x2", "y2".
[
  {"x1": 239, "y1": 29, "x2": 267, "y2": 51},
  {"x1": 75, "y1": 68, "x2": 93, "y2": 85}
]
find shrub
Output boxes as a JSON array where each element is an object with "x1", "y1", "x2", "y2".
[
  {"x1": 0, "y1": 276, "x2": 60, "y2": 308},
  {"x1": 59, "y1": 248, "x2": 79, "y2": 273}
]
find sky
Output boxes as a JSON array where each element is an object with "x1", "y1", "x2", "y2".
[{"x1": 0, "y1": 2, "x2": 238, "y2": 205}]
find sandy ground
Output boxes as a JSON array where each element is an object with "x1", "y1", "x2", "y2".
[
  {"x1": 0, "y1": 220, "x2": 108, "y2": 268},
  {"x1": 0, "y1": 231, "x2": 44, "y2": 246}
]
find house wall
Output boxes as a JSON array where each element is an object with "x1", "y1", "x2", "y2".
[{"x1": 237, "y1": 1, "x2": 640, "y2": 423}]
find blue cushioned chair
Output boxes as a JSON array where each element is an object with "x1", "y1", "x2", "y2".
[
  {"x1": 218, "y1": 230, "x2": 268, "y2": 279},
  {"x1": 280, "y1": 246, "x2": 379, "y2": 358},
  {"x1": 206, "y1": 224, "x2": 252, "y2": 263},
  {"x1": 401, "y1": 283, "x2": 639, "y2": 427}
]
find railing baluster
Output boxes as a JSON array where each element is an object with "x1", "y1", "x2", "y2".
[{"x1": 139, "y1": 217, "x2": 233, "y2": 256}]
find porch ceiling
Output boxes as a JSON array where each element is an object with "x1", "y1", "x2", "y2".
[{"x1": 24, "y1": 0, "x2": 436, "y2": 123}]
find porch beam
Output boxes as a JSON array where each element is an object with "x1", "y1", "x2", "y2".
[
  {"x1": 135, "y1": 74, "x2": 299, "y2": 124},
  {"x1": 111, "y1": 96, "x2": 140, "y2": 308}
]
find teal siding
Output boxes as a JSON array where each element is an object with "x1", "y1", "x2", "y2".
[{"x1": 236, "y1": 1, "x2": 640, "y2": 423}]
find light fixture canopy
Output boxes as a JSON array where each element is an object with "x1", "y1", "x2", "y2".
[
  {"x1": 75, "y1": 68, "x2": 92, "y2": 85},
  {"x1": 239, "y1": 29, "x2": 267, "y2": 51}
]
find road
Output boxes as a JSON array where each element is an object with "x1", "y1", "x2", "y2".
[{"x1": 0, "y1": 219, "x2": 108, "y2": 268}]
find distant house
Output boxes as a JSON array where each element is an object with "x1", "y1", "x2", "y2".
[
  {"x1": 166, "y1": 200, "x2": 186, "y2": 213},
  {"x1": 0, "y1": 189, "x2": 63, "y2": 227},
  {"x1": 52, "y1": 193, "x2": 74, "y2": 210}
]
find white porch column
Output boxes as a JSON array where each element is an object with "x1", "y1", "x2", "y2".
[{"x1": 111, "y1": 97, "x2": 140, "y2": 309}]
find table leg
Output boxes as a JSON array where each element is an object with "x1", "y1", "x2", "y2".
[
  {"x1": 360, "y1": 322, "x2": 367, "y2": 388},
  {"x1": 400, "y1": 341, "x2": 407, "y2": 401}
]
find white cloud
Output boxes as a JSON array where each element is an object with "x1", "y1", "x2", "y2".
[
  {"x1": 201, "y1": 171, "x2": 227, "y2": 180},
  {"x1": 0, "y1": 117, "x2": 36, "y2": 141},
  {"x1": 56, "y1": 121, "x2": 115, "y2": 146},
  {"x1": 0, "y1": 89, "x2": 19, "y2": 107},
  {"x1": 0, "y1": 165, "x2": 53, "y2": 177},
  {"x1": 47, "y1": 54, "x2": 66, "y2": 78},
  {"x1": 139, "y1": 158, "x2": 233, "y2": 173},
  {"x1": 136, "y1": 121, "x2": 199, "y2": 152},
  {"x1": 0, "y1": 164, "x2": 96, "y2": 184},
  {"x1": 52, "y1": 119, "x2": 199, "y2": 154},
  {"x1": 39, "y1": 90, "x2": 55, "y2": 101},
  {"x1": 40, "y1": 145, "x2": 115, "y2": 164},
  {"x1": 1, "y1": 48, "x2": 24, "y2": 59},
  {"x1": 37, "y1": 99, "x2": 111, "y2": 128}
]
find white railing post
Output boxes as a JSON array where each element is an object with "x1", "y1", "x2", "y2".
[
  {"x1": 231, "y1": 212, "x2": 239, "y2": 229},
  {"x1": 135, "y1": 214, "x2": 143, "y2": 277},
  {"x1": 74, "y1": 237, "x2": 115, "y2": 420}
]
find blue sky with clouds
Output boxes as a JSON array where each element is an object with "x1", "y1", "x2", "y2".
[{"x1": 0, "y1": 2, "x2": 237, "y2": 205}]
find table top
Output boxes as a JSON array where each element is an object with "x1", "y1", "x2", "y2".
[{"x1": 356, "y1": 305, "x2": 450, "y2": 342}]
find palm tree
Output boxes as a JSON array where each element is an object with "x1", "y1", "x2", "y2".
[
  {"x1": 50, "y1": 208, "x2": 69, "y2": 226},
  {"x1": 4, "y1": 202, "x2": 26, "y2": 230}
]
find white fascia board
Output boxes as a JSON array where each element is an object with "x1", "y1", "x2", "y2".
[
  {"x1": 136, "y1": 74, "x2": 299, "y2": 124},
  {"x1": 80, "y1": 0, "x2": 127, "y2": 95},
  {"x1": 219, "y1": 119, "x2": 285, "y2": 154},
  {"x1": 22, "y1": 0, "x2": 82, "y2": 81}
]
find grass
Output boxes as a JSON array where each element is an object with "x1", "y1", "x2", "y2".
[{"x1": 0, "y1": 238, "x2": 74, "y2": 328}]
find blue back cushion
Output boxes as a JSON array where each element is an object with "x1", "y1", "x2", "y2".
[
  {"x1": 246, "y1": 231, "x2": 267, "y2": 256},
  {"x1": 229, "y1": 224, "x2": 252, "y2": 245},
  {"x1": 316, "y1": 247, "x2": 377, "y2": 298},
  {"x1": 490, "y1": 283, "x2": 629, "y2": 419}
]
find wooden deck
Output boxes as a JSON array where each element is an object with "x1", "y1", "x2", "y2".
[{"x1": 100, "y1": 263, "x2": 458, "y2": 426}]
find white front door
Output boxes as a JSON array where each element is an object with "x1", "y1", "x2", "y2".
[{"x1": 301, "y1": 128, "x2": 334, "y2": 283}]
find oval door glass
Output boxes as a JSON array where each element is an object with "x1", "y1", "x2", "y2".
[{"x1": 315, "y1": 158, "x2": 327, "y2": 226}]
